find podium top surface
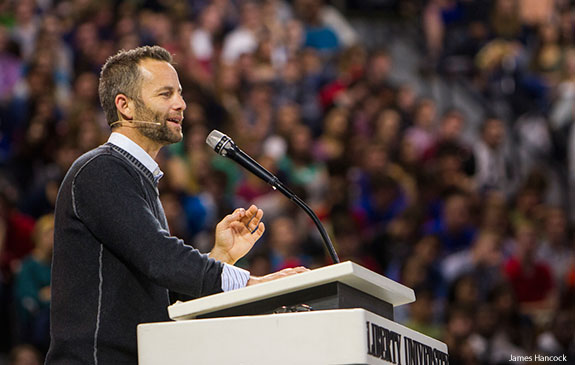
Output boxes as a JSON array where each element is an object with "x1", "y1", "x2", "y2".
[{"x1": 168, "y1": 261, "x2": 415, "y2": 320}]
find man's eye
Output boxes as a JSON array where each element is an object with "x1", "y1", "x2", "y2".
[{"x1": 161, "y1": 92, "x2": 171, "y2": 97}]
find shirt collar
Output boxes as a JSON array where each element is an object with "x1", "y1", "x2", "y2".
[{"x1": 107, "y1": 132, "x2": 164, "y2": 182}]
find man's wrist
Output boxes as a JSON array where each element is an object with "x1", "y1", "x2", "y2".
[
  {"x1": 246, "y1": 276, "x2": 260, "y2": 286},
  {"x1": 209, "y1": 248, "x2": 235, "y2": 265}
]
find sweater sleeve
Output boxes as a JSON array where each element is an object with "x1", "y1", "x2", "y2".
[{"x1": 71, "y1": 154, "x2": 223, "y2": 298}]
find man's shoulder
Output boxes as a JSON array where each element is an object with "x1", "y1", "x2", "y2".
[
  {"x1": 73, "y1": 144, "x2": 111, "y2": 162},
  {"x1": 66, "y1": 144, "x2": 135, "y2": 180}
]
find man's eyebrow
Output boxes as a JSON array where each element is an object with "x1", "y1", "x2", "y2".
[{"x1": 155, "y1": 86, "x2": 183, "y2": 93}]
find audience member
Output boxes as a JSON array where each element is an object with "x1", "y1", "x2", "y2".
[
  {"x1": 536, "y1": 207, "x2": 574, "y2": 287},
  {"x1": 504, "y1": 222, "x2": 555, "y2": 315},
  {"x1": 473, "y1": 117, "x2": 519, "y2": 198},
  {"x1": 442, "y1": 230, "x2": 504, "y2": 299},
  {"x1": 424, "y1": 190, "x2": 477, "y2": 255},
  {"x1": 14, "y1": 214, "x2": 54, "y2": 352}
]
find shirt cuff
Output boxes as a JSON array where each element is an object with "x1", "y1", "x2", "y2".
[{"x1": 221, "y1": 263, "x2": 250, "y2": 292}]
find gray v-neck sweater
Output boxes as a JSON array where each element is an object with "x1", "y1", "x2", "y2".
[{"x1": 46, "y1": 143, "x2": 223, "y2": 364}]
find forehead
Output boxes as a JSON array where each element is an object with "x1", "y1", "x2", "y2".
[{"x1": 138, "y1": 58, "x2": 181, "y2": 92}]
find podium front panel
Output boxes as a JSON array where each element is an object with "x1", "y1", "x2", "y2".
[{"x1": 138, "y1": 309, "x2": 449, "y2": 365}]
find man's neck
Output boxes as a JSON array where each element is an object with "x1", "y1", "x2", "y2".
[{"x1": 113, "y1": 127, "x2": 162, "y2": 159}]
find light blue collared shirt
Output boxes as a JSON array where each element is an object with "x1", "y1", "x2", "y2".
[{"x1": 107, "y1": 132, "x2": 250, "y2": 291}]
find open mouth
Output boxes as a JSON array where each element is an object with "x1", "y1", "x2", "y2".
[{"x1": 166, "y1": 117, "x2": 182, "y2": 126}]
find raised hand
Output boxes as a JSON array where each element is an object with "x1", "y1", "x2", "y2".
[{"x1": 210, "y1": 205, "x2": 265, "y2": 265}]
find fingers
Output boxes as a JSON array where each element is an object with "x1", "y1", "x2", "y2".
[
  {"x1": 270, "y1": 266, "x2": 310, "y2": 279},
  {"x1": 229, "y1": 221, "x2": 250, "y2": 236},
  {"x1": 247, "y1": 208, "x2": 263, "y2": 233},
  {"x1": 239, "y1": 205, "x2": 258, "y2": 225},
  {"x1": 230, "y1": 222, "x2": 266, "y2": 239},
  {"x1": 221, "y1": 205, "x2": 261, "y2": 226},
  {"x1": 219, "y1": 207, "x2": 246, "y2": 226},
  {"x1": 235, "y1": 205, "x2": 263, "y2": 233},
  {"x1": 230, "y1": 220, "x2": 265, "y2": 240},
  {"x1": 279, "y1": 266, "x2": 309, "y2": 275},
  {"x1": 251, "y1": 222, "x2": 265, "y2": 240},
  {"x1": 247, "y1": 266, "x2": 310, "y2": 286}
]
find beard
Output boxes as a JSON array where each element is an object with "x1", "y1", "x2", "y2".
[{"x1": 133, "y1": 98, "x2": 183, "y2": 145}]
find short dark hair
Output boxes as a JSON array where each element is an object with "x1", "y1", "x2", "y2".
[{"x1": 98, "y1": 46, "x2": 173, "y2": 126}]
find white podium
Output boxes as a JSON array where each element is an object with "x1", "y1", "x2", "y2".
[{"x1": 137, "y1": 262, "x2": 449, "y2": 365}]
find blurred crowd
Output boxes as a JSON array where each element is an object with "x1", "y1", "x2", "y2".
[{"x1": 0, "y1": 0, "x2": 574, "y2": 364}]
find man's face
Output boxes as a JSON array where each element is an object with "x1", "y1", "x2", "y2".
[
  {"x1": 483, "y1": 118, "x2": 504, "y2": 148},
  {"x1": 132, "y1": 59, "x2": 186, "y2": 145}
]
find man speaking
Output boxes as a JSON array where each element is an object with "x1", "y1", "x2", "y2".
[{"x1": 46, "y1": 46, "x2": 306, "y2": 364}]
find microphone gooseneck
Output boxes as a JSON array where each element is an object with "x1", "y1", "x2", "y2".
[{"x1": 206, "y1": 130, "x2": 340, "y2": 264}]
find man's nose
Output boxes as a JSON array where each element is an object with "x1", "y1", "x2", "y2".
[{"x1": 174, "y1": 93, "x2": 186, "y2": 111}]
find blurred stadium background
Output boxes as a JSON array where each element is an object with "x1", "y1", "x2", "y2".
[{"x1": 0, "y1": 0, "x2": 574, "y2": 363}]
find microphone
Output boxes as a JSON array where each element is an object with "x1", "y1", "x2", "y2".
[
  {"x1": 206, "y1": 130, "x2": 340, "y2": 264},
  {"x1": 206, "y1": 130, "x2": 293, "y2": 196}
]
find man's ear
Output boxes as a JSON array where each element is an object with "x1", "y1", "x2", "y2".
[{"x1": 115, "y1": 94, "x2": 134, "y2": 120}]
